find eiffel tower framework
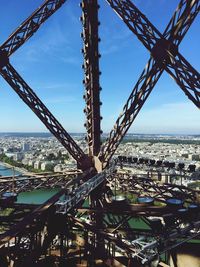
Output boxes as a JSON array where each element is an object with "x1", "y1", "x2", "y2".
[{"x1": 0, "y1": 0, "x2": 199, "y2": 266}]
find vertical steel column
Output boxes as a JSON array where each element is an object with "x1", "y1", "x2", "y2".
[
  {"x1": 81, "y1": 0, "x2": 102, "y2": 157},
  {"x1": 90, "y1": 185, "x2": 105, "y2": 257}
]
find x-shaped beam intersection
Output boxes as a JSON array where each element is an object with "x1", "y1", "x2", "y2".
[
  {"x1": 99, "y1": 0, "x2": 200, "y2": 169},
  {"x1": 0, "y1": 0, "x2": 199, "y2": 172}
]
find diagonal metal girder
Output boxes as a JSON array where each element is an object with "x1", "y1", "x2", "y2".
[
  {"x1": 81, "y1": 0, "x2": 102, "y2": 157},
  {"x1": 0, "y1": 0, "x2": 68, "y2": 57},
  {"x1": 105, "y1": 0, "x2": 200, "y2": 106},
  {"x1": 0, "y1": 0, "x2": 93, "y2": 170},
  {"x1": 0, "y1": 63, "x2": 92, "y2": 170},
  {"x1": 99, "y1": 0, "x2": 200, "y2": 168}
]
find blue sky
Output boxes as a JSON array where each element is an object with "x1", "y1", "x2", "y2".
[{"x1": 0, "y1": 0, "x2": 199, "y2": 134}]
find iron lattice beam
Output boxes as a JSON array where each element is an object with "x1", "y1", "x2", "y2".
[
  {"x1": 105, "y1": 0, "x2": 200, "y2": 105},
  {"x1": 0, "y1": 0, "x2": 94, "y2": 170},
  {"x1": 0, "y1": 63, "x2": 92, "y2": 170},
  {"x1": 99, "y1": 57, "x2": 161, "y2": 167},
  {"x1": 99, "y1": 0, "x2": 200, "y2": 167},
  {"x1": 163, "y1": 0, "x2": 200, "y2": 43},
  {"x1": 81, "y1": 0, "x2": 102, "y2": 157},
  {"x1": 0, "y1": 0, "x2": 68, "y2": 57},
  {"x1": 112, "y1": 173, "x2": 197, "y2": 203}
]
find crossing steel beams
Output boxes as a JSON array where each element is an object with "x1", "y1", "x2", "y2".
[{"x1": 0, "y1": 0, "x2": 199, "y2": 171}]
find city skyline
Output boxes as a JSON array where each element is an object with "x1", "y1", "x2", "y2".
[
  {"x1": 0, "y1": 131, "x2": 199, "y2": 136},
  {"x1": 0, "y1": 0, "x2": 199, "y2": 134}
]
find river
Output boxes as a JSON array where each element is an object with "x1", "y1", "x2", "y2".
[
  {"x1": 0, "y1": 164, "x2": 199, "y2": 265},
  {"x1": 0, "y1": 163, "x2": 58, "y2": 204},
  {"x1": 0, "y1": 164, "x2": 21, "y2": 176}
]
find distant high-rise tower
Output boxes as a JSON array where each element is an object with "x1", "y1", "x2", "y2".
[{"x1": 22, "y1": 142, "x2": 30, "y2": 152}]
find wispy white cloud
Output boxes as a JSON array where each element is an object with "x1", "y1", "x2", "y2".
[
  {"x1": 44, "y1": 96, "x2": 76, "y2": 104},
  {"x1": 20, "y1": 24, "x2": 72, "y2": 62},
  {"x1": 130, "y1": 101, "x2": 200, "y2": 134},
  {"x1": 102, "y1": 101, "x2": 200, "y2": 134},
  {"x1": 61, "y1": 56, "x2": 80, "y2": 66},
  {"x1": 101, "y1": 44, "x2": 119, "y2": 55},
  {"x1": 33, "y1": 82, "x2": 79, "y2": 91},
  {"x1": 100, "y1": 22, "x2": 136, "y2": 56},
  {"x1": 13, "y1": 4, "x2": 81, "y2": 66}
]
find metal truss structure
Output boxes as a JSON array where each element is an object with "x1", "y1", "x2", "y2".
[
  {"x1": 0, "y1": 173, "x2": 79, "y2": 194},
  {"x1": 0, "y1": 0, "x2": 199, "y2": 172},
  {"x1": 117, "y1": 155, "x2": 198, "y2": 180},
  {"x1": 0, "y1": 166, "x2": 199, "y2": 266},
  {"x1": 0, "y1": 0, "x2": 199, "y2": 266},
  {"x1": 108, "y1": 172, "x2": 199, "y2": 204}
]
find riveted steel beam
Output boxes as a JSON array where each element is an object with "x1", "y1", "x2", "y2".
[{"x1": 81, "y1": 0, "x2": 102, "y2": 158}]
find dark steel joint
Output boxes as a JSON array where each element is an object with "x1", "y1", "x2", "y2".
[
  {"x1": 0, "y1": 50, "x2": 9, "y2": 69},
  {"x1": 151, "y1": 39, "x2": 178, "y2": 66}
]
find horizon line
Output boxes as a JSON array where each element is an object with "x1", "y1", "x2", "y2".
[{"x1": 0, "y1": 131, "x2": 199, "y2": 136}]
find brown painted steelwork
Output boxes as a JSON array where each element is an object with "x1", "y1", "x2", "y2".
[
  {"x1": 0, "y1": 0, "x2": 92, "y2": 171},
  {"x1": 1, "y1": 0, "x2": 68, "y2": 57},
  {"x1": 0, "y1": 0, "x2": 199, "y2": 170},
  {"x1": 81, "y1": 0, "x2": 102, "y2": 157},
  {"x1": 99, "y1": 0, "x2": 200, "y2": 168},
  {"x1": 0, "y1": 173, "x2": 78, "y2": 194},
  {"x1": 0, "y1": 1, "x2": 199, "y2": 265},
  {"x1": 109, "y1": 173, "x2": 199, "y2": 203},
  {"x1": 0, "y1": 63, "x2": 91, "y2": 170}
]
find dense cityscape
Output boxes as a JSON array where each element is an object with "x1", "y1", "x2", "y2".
[
  {"x1": 0, "y1": 0, "x2": 199, "y2": 265},
  {"x1": 0, "y1": 133, "x2": 199, "y2": 186}
]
